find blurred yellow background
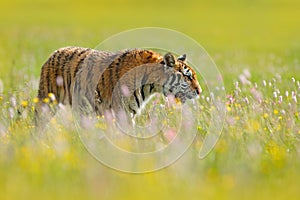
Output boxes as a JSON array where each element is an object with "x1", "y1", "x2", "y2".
[
  {"x1": 1, "y1": 0, "x2": 300, "y2": 51},
  {"x1": 1, "y1": 0, "x2": 300, "y2": 87}
]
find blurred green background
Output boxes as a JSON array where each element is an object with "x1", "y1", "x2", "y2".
[
  {"x1": 0, "y1": 0, "x2": 300, "y2": 200},
  {"x1": 2, "y1": 0, "x2": 300, "y2": 50},
  {"x1": 1, "y1": 0, "x2": 300, "y2": 89},
  {"x1": 0, "y1": 0, "x2": 300, "y2": 90}
]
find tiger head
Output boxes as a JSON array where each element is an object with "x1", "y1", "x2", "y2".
[{"x1": 161, "y1": 53, "x2": 202, "y2": 103}]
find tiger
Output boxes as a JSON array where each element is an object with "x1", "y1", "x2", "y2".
[{"x1": 36, "y1": 46, "x2": 202, "y2": 123}]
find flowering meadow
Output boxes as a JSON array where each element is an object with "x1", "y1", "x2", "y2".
[
  {"x1": 1, "y1": 0, "x2": 300, "y2": 199},
  {"x1": 0, "y1": 52, "x2": 299, "y2": 199}
]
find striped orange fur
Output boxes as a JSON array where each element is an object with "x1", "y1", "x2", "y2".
[{"x1": 36, "y1": 47, "x2": 202, "y2": 121}]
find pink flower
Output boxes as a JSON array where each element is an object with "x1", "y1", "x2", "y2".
[
  {"x1": 164, "y1": 129, "x2": 176, "y2": 142},
  {"x1": 250, "y1": 88, "x2": 262, "y2": 103},
  {"x1": 56, "y1": 76, "x2": 63, "y2": 86},
  {"x1": 121, "y1": 85, "x2": 130, "y2": 97},
  {"x1": 227, "y1": 95, "x2": 234, "y2": 105}
]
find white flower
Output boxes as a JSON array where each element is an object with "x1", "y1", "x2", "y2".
[
  {"x1": 278, "y1": 96, "x2": 283, "y2": 104},
  {"x1": 0, "y1": 79, "x2": 3, "y2": 94},
  {"x1": 243, "y1": 69, "x2": 251, "y2": 78},
  {"x1": 10, "y1": 97, "x2": 17, "y2": 107}
]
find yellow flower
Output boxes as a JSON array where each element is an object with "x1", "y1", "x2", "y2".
[
  {"x1": 234, "y1": 103, "x2": 240, "y2": 108},
  {"x1": 33, "y1": 97, "x2": 39, "y2": 103},
  {"x1": 197, "y1": 125, "x2": 202, "y2": 131},
  {"x1": 21, "y1": 100, "x2": 28, "y2": 108},
  {"x1": 0, "y1": 96, "x2": 3, "y2": 101},
  {"x1": 252, "y1": 120, "x2": 260, "y2": 131},
  {"x1": 48, "y1": 93, "x2": 56, "y2": 101},
  {"x1": 263, "y1": 113, "x2": 269, "y2": 118},
  {"x1": 278, "y1": 116, "x2": 283, "y2": 120},
  {"x1": 95, "y1": 122, "x2": 107, "y2": 130},
  {"x1": 50, "y1": 118, "x2": 57, "y2": 125},
  {"x1": 265, "y1": 141, "x2": 286, "y2": 162},
  {"x1": 175, "y1": 98, "x2": 182, "y2": 105},
  {"x1": 215, "y1": 139, "x2": 228, "y2": 153},
  {"x1": 227, "y1": 106, "x2": 231, "y2": 112},
  {"x1": 43, "y1": 97, "x2": 50, "y2": 103},
  {"x1": 246, "y1": 119, "x2": 260, "y2": 132},
  {"x1": 276, "y1": 125, "x2": 281, "y2": 131},
  {"x1": 273, "y1": 109, "x2": 279, "y2": 115},
  {"x1": 52, "y1": 100, "x2": 58, "y2": 105}
]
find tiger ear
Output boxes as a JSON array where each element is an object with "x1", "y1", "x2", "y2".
[
  {"x1": 163, "y1": 53, "x2": 176, "y2": 67},
  {"x1": 177, "y1": 54, "x2": 186, "y2": 62}
]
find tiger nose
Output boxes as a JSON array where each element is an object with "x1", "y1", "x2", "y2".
[{"x1": 196, "y1": 86, "x2": 202, "y2": 95}]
